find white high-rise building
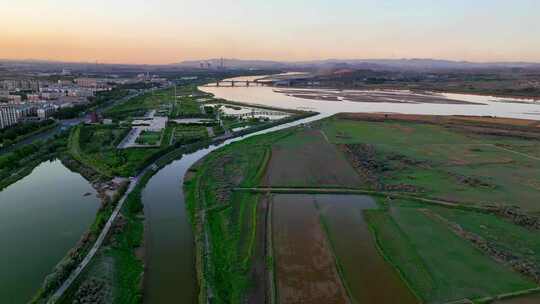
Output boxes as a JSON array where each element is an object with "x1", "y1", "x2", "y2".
[{"x1": 0, "y1": 106, "x2": 19, "y2": 129}]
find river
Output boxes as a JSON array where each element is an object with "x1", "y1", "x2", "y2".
[
  {"x1": 202, "y1": 75, "x2": 540, "y2": 120},
  {"x1": 0, "y1": 159, "x2": 100, "y2": 303},
  {"x1": 141, "y1": 76, "x2": 540, "y2": 303}
]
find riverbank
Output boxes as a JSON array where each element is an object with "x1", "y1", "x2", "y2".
[
  {"x1": 183, "y1": 112, "x2": 540, "y2": 304},
  {"x1": 29, "y1": 155, "x2": 128, "y2": 303},
  {"x1": 43, "y1": 103, "x2": 313, "y2": 303},
  {"x1": 0, "y1": 120, "x2": 58, "y2": 151},
  {"x1": 0, "y1": 131, "x2": 69, "y2": 191}
]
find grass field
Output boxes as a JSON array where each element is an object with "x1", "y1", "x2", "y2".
[
  {"x1": 104, "y1": 88, "x2": 174, "y2": 120},
  {"x1": 428, "y1": 205, "x2": 540, "y2": 279},
  {"x1": 135, "y1": 130, "x2": 162, "y2": 146},
  {"x1": 366, "y1": 199, "x2": 535, "y2": 303},
  {"x1": 320, "y1": 116, "x2": 540, "y2": 211},
  {"x1": 69, "y1": 124, "x2": 166, "y2": 177},
  {"x1": 172, "y1": 125, "x2": 209, "y2": 144}
]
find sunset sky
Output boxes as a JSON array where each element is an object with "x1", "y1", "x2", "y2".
[{"x1": 2, "y1": 0, "x2": 539, "y2": 64}]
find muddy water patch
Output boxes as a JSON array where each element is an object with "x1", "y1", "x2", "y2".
[
  {"x1": 315, "y1": 194, "x2": 418, "y2": 304},
  {"x1": 272, "y1": 194, "x2": 350, "y2": 304}
]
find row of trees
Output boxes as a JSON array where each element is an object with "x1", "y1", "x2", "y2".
[{"x1": 0, "y1": 119, "x2": 56, "y2": 147}]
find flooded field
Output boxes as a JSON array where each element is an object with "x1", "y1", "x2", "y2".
[
  {"x1": 0, "y1": 160, "x2": 100, "y2": 303},
  {"x1": 272, "y1": 194, "x2": 350, "y2": 304},
  {"x1": 316, "y1": 195, "x2": 418, "y2": 304}
]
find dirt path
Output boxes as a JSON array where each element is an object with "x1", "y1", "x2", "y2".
[{"x1": 234, "y1": 187, "x2": 492, "y2": 211}]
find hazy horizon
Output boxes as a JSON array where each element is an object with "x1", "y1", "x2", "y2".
[{"x1": 2, "y1": 0, "x2": 539, "y2": 64}]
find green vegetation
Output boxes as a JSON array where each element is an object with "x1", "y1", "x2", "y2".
[
  {"x1": 172, "y1": 124, "x2": 209, "y2": 144},
  {"x1": 184, "y1": 130, "x2": 292, "y2": 303},
  {"x1": 68, "y1": 124, "x2": 167, "y2": 177},
  {"x1": 0, "y1": 119, "x2": 57, "y2": 148},
  {"x1": 185, "y1": 113, "x2": 540, "y2": 304},
  {"x1": 321, "y1": 116, "x2": 540, "y2": 211},
  {"x1": 366, "y1": 199, "x2": 536, "y2": 303},
  {"x1": 57, "y1": 174, "x2": 148, "y2": 304},
  {"x1": 0, "y1": 133, "x2": 68, "y2": 190},
  {"x1": 103, "y1": 85, "x2": 207, "y2": 121},
  {"x1": 31, "y1": 181, "x2": 129, "y2": 304},
  {"x1": 136, "y1": 130, "x2": 162, "y2": 145}
]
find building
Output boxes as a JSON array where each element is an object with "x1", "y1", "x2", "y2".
[
  {"x1": 27, "y1": 94, "x2": 40, "y2": 102},
  {"x1": 58, "y1": 79, "x2": 74, "y2": 87},
  {"x1": 0, "y1": 105, "x2": 18, "y2": 129},
  {"x1": 7, "y1": 95, "x2": 22, "y2": 103},
  {"x1": 37, "y1": 105, "x2": 56, "y2": 119},
  {"x1": 75, "y1": 78, "x2": 98, "y2": 88},
  {"x1": 1, "y1": 104, "x2": 38, "y2": 127}
]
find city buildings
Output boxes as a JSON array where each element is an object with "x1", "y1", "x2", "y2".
[
  {"x1": 37, "y1": 105, "x2": 56, "y2": 119},
  {"x1": 0, "y1": 105, "x2": 18, "y2": 129},
  {"x1": 0, "y1": 104, "x2": 38, "y2": 129}
]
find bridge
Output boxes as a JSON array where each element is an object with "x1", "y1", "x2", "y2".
[
  {"x1": 204, "y1": 80, "x2": 270, "y2": 87},
  {"x1": 224, "y1": 110, "x2": 288, "y2": 118}
]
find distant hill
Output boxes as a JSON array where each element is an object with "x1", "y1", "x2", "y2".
[{"x1": 174, "y1": 58, "x2": 540, "y2": 71}]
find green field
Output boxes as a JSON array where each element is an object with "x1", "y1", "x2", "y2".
[
  {"x1": 136, "y1": 130, "x2": 162, "y2": 146},
  {"x1": 183, "y1": 114, "x2": 540, "y2": 304},
  {"x1": 368, "y1": 200, "x2": 535, "y2": 303},
  {"x1": 69, "y1": 124, "x2": 165, "y2": 177},
  {"x1": 104, "y1": 89, "x2": 174, "y2": 120},
  {"x1": 172, "y1": 124, "x2": 209, "y2": 144},
  {"x1": 321, "y1": 116, "x2": 540, "y2": 211}
]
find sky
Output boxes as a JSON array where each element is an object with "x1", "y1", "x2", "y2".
[{"x1": 1, "y1": 0, "x2": 539, "y2": 64}]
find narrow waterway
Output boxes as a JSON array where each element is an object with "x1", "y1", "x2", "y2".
[{"x1": 0, "y1": 159, "x2": 100, "y2": 303}]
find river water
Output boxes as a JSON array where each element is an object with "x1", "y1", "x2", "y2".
[
  {"x1": 0, "y1": 159, "x2": 100, "y2": 303},
  {"x1": 141, "y1": 76, "x2": 540, "y2": 303},
  {"x1": 202, "y1": 75, "x2": 540, "y2": 120}
]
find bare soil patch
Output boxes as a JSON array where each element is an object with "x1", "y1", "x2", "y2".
[{"x1": 264, "y1": 129, "x2": 362, "y2": 188}]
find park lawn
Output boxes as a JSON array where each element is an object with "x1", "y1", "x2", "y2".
[
  {"x1": 105, "y1": 88, "x2": 175, "y2": 119},
  {"x1": 71, "y1": 125, "x2": 165, "y2": 177},
  {"x1": 136, "y1": 131, "x2": 162, "y2": 146},
  {"x1": 170, "y1": 98, "x2": 202, "y2": 118},
  {"x1": 173, "y1": 125, "x2": 209, "y2": 144},
  {"x1": 367, "y1": 200, "x2": 535, "y2": 303}
]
